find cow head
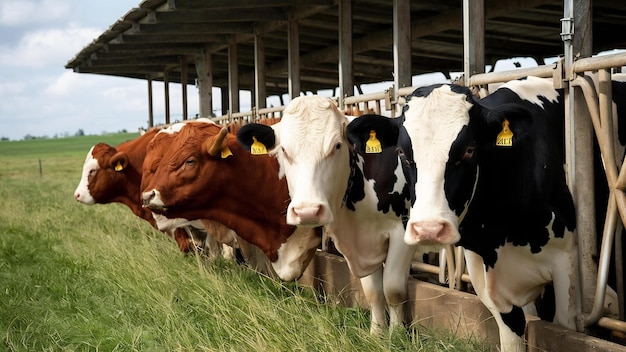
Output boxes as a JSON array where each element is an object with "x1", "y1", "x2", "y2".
[
  {"x1": 74, "y1": 143, "x2": 132, "y2": 205},
  {"x1": 237, "y1": 95, "x2": 351, "y2": 226},
  {"x1": 141, "y1": 119, "x2": 320, "y2": 281},
  {"x1": 347, "y1": 83, "x2": 535, "y2": 246}
]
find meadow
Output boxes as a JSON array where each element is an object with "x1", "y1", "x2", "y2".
[{"x1": 0, "y1": 133, "x2": 488, "y2": 351}]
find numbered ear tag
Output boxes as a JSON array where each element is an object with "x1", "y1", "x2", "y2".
[
  {"x1": 114, "y1": 161, "x2": 123, "y2": 171},
  {"x1": 251, "y1": 137, "x2": 268, "y2": 155},
  {"x1": 496, "y1": 119, "x2": 513, "y2": 147},
  {"x1": 221, "y1": 146, "x2": 233, "y2": 158},
  {"x1": 365, "y1": 130, "x2": 382, "y2": 154}
]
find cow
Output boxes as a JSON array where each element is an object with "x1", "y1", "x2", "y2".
[
  {"x1": 140, "y1": 119, "x2": 322, "y2": 282},
  {"x1": 346, "y1": 76, "x2": 583, "y2": 351},
  {"x1": 73, "y1": 127, "x2": 240, "y2": 259},
  {"x1": 236, "y1": 95, "x2": 428, "y2": 334}
]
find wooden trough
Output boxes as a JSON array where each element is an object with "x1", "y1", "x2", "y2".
[{"x1": 292, "y1": 251, "x2": 626, "y2": 352}]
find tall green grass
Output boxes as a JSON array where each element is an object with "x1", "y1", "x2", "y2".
[{"x1": 0, "y1": 134, "x2": 488, "y2": 351}]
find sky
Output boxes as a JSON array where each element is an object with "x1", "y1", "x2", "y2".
[{"x1": 0, "y1": 0, "x2": 542, "y2": 141}]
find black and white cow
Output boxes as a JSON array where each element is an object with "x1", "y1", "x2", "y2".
[
  {"x1": 237, "y1": 95, "x2": 429, "y2": 334},
  {"x1": 348, "y1": 76, "x2": 579, "y2": 351}
]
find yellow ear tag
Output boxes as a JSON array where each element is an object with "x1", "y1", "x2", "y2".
[
  {"x1": 496, "y1": 119, "x2": 513, "y2": 147},
  {"x1": 220, "y1": 146, "x2": 233, "y2": 158},
  {"x1": 365, "y1": 130, "x2": 382, "y2": 154},
  {"x1": 250, "y1": 137, "x2": 268, "y2": 155},
  {"x1": 114, "y1": 161, "x2": 123, "y2": 171}
]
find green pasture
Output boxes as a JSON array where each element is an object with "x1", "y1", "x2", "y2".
[{"x1": 0, "y1": 134, "x2": 488, "y2": 351}]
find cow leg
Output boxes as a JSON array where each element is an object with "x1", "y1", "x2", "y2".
[
  {"x1": 360, "y1": 267, "x2": 387, "y2": 335},
  {"x1": 383, "y1": 238, "x2": 417, "y2": 330},
  {"x1": 551, "y1": 247, "x2": 578, "y2": 329},
  {"x1": 464, "y1": 250, "x2": 526, "y2": 352}
]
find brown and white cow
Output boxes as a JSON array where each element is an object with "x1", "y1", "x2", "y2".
[
  {"x1": 237, "y1": 95, "x2": 428, "y2": 334},
  {"x1": 140, "y1": 119, "x2": 322, "y2": 281},
  {"x1": 73, "y1": 127, "x2": 240, "y2": 258}
]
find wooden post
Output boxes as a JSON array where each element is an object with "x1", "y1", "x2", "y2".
[
  {"x1": 463, "y1": 0, "x2": 485, "y2": 80},
  {"x1": 147, "y1": 76, "x2": 154, "y2": 127},
  {"x1": 338, "y1": 0, "x2": 353, "y2": 109},
  {"x1": 254, "y1": 31, "x2": 266, "y2": 111},
  {"x1": 393, "y1": 0, "x2": 411, "y2": 93},
  {"x1": 195, "y1": 47, "x2": 213, "y2": 118},
  {"x1": 164, "y1": 70, "x2": 170, "y2": 125},
  {"x1": 181, "y1": 57, "x2": 188, "y2": 120},
  {"x1": 288, "y1": 19, "x2": 300, "y2": 99},
  {"x1": 228, "y1": 37, "x2": 240, "y2": 114}
]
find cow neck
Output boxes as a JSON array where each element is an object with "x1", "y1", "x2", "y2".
[
  {"x1": 197, "y1": 142, "x2": 295, "y2": 260},
  {"x1": 111, "y1": 133, "x2": 157, "y2": 227}
]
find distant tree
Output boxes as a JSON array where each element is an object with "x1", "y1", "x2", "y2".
[
  {"x1": 1, "y1": 137, "x2": 9, "y2": 141},
  {"x1": 24, "y1": 134, "x2": 35, "y2": 140},
  {"x1": 75, "y1": 129, "x2": 85, "y2": 137}
]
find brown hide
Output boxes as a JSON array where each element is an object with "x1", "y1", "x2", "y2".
[
  {"x1": 83, "y1": 128, "x2": 232, "y2": 253},
  {"x1": 142, "y1": 121, "x2": 295, "y2": 262}
]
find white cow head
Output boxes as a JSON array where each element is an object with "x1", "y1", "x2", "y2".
[{"x1": 238, "y1": 95, "x2": 350, "y2": 226}]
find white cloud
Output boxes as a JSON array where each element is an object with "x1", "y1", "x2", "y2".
[
  {"x1": 0, "y1": 0, "x2": 70, "y2": 27},
  {"x1": 0, "y1": 26, "x2": 100, "y2": 68}
]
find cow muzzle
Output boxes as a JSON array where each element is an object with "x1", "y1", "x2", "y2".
[
  {"x1": 287, "y1": 202, "x2": 332, "y2": 226},
  {"x1": 142, "y1": 189, "x2": 167, "y2": 213},
  {"x1": 404, "y1": 219, "x2": 460, "y2": 246}
]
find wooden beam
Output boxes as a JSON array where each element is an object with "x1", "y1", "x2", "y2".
[
  {"x1": 181, "y1": 56, "x2": 188, "y2": 120},
  {"x1": 164, "y1": 70, "x2": 171, "y2": 124},
  {"x1": 132, "y1": 22, "x2": 253, "y2": 35},
  {"x1": 169, "y1": 0, "x2": 334, "y2": 10},
  {"x1": 154, "y1": 8, "x2": 287, "y2": 23}
]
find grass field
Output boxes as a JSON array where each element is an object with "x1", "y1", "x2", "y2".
[{"x1": 0, "y1": 134, "x2": 488, "y2": 351}]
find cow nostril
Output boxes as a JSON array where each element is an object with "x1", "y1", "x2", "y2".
[{"x1": 74, "y1": 193, "x2": 80, "y2": 200}]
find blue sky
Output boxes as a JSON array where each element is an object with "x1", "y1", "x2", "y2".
[{"x1": 0, "y1": 0, "x2": 542, "y2": 141}]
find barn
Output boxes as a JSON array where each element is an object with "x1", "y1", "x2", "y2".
[{"x1": 66, "y1": 1, "x2": 626, "y2": 350}]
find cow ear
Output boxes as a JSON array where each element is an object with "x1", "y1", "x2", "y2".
[
  {"x1": 236, "y1": 123, "x2": 277, "y2": 155},
  {"x1": 346, "y1": 114, "x2": 400, "y2": 154},
  {"x1": 472, "y1": 103, "x2": 534, "y2": 147},
  {"x1": 110, "y1": 152, "x2": 129, "y2": 172}
]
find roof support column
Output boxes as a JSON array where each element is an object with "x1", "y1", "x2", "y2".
[
  {"x1": 254, "y1": 30, "x2": 267, "y2": 111},
  {"x1": 164, "y1": 70, "x2": 170, "y2": 125},
  {"x1": 463, "y1": 0, "x2": 485, "y2": 81},
  {"x1": 147, "y1": 76, "x2": 154, "y2": 128},
  {"x1": 228, "y1": 37, "x2": 240, "y2": 113},
  {"x1": 393, "y1": 0, "x2": 411, "y2": 94},
  {"x1": 338, "y1": 0, "x2": 353, "y2": 109},
  {"x1": 181, "y1": 57, "x2": 188, "y2": 120},
  {"x1": 195, "y1": 47, "x2": 213, "y2": 118},
  {"x1": 288, "y1": 19, "x2": 300, "y2": 99}
]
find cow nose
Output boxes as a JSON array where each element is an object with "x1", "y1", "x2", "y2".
[
  {"x1": 407, "y1": 220, "x2": 454, "y2": 245},
  {"x1": 142, "y1": 190, "x2": 156, "y2": 207},
  {"x1": 288, "y1": 203, "x2": 332, "y2": 226},
  {"x1": 74, "y1": 192, "x2": 80, "y2": 200}
]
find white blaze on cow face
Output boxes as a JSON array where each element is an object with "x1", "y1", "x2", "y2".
[
  {"x1": 275, "y1": 96, "x2": 351, "y2": 226},
  {"x1": 74, "y1": 146, "x2": 98, "y2": 204},
  {"x1": 402, "y1": 86, "x2": 474, "y2": 245}
]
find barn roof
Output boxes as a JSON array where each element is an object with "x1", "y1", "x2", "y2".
[{"x1": 66, "y1": 0, "x2": 626, "y2": 97}]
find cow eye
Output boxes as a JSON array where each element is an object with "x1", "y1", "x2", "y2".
[
  {"x1": 335, "y1": 142, "x2": 342, "y2": 150},
  {"x1": 89, "y1": 169, "x2": 96, "y2": 176},
  {"x1": 184, "y1": 157, "x2": 196, "y2": 167},
  {"x1": 463, "y1": 146, "x2": 475, "y2": 160}
]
